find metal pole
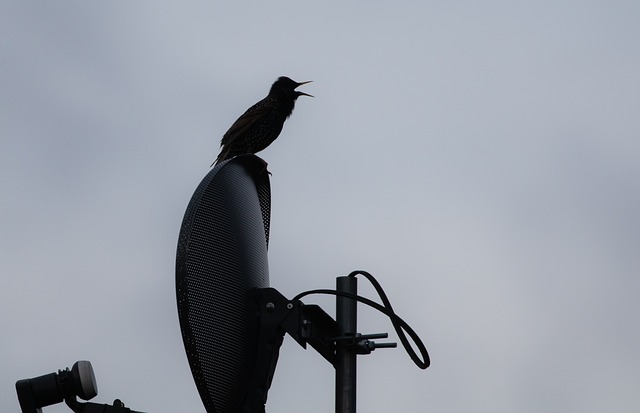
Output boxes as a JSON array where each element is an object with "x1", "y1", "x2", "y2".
[{"x1": 336, "y1": 276, "x2": 357, "y2": 413}]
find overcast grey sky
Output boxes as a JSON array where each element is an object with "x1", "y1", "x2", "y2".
[{"x1": 2, "y1": 1, "x2": 639, "y2": 412}]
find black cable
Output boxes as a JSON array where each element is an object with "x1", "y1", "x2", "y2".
[
  {"x1": 349, "y1": 270, "x2": 429, "y2": 369},
  {"x1": 292, "y1": 270, "x2": 430, "y2": 369}
]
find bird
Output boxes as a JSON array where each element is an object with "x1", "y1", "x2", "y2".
[{"x1": 212, "y1": 76, "x2": 313, "y2": 166}]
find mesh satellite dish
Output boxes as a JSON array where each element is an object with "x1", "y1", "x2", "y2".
[
  {"x1": 176, "y1": 154, "x2": 429, "y2": 413},
  {"x1": 176, "y1": 155, "x2": 272, "y2": 413}
]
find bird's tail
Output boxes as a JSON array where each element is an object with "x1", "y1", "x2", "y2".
[{"x1": 211, "y1": 149, "x2": 227, "y2": 167}]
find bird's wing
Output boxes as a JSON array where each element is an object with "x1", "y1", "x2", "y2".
[{"x1": 220, "y1": 101, "x2": 272, "y2": 147}]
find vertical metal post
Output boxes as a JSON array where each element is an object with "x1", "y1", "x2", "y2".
[{"x1": 335, "y1": 276, "x2": 357, "y2": 413}]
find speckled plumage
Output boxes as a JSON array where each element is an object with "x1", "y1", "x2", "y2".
[{"x1": 212, "y1": 76, "x2": 312, "y2": 166}]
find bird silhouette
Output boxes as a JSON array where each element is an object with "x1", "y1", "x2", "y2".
[{"x1": 212, "y1": 76, "x2": 313, "y2": 166}]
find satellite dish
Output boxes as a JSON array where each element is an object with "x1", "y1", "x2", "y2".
[
  {"x1": 176, "y1": 155, "x2": 271, "y2": 413},
  {"x1": 175, "y1": 155, "x2": 430, "y2": 413}
]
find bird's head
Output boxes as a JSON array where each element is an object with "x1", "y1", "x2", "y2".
[{"x1": 270, "y1": 76, "x2": 314, "y2": 100}]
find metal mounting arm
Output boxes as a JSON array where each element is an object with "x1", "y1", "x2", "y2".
[
  {"x1": 242, "y1": 283, "x2": 396, "y2": 413},
  {"x1": 65, "y1": 398, "x2": 146, "y2": 413},
  {"x1": 240, "y1": 288, "x2": 341, "y2": 413}
]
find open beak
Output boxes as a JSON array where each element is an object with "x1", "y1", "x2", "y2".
[{"x1": 295, "y1": 80, "x2": 314, "y2": 97}]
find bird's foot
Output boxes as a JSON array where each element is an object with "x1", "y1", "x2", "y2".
[{"x1": 259, "y1": 159, "x2": 272, "y2": 176}]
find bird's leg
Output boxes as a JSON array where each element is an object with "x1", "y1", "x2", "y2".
[{"x1": 259, "y1": 158, "x2": 272, "y2": 176}]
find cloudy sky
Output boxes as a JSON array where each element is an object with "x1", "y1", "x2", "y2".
[{"x1": 2, "y1": 1, "x2": 639, "y2": 412}]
